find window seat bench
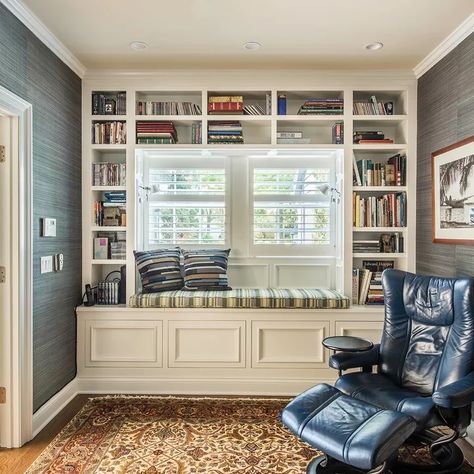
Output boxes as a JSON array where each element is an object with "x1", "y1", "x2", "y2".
[{"x1": 129, "y1": 288, "x2": 350, "y2": 310}]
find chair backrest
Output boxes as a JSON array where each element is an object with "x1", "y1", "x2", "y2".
[{"x1": 380, "y1": 269, "x2": 474, "y2": 395}]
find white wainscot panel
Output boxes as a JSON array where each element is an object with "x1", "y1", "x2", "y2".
[
  {"x1": 169, "y1": 320, "x2": 245, "y2": 368},
  {"x1": 335, "y1": 321, "x2": 383, "y2": 344},
  {"x1": 228, "y1": 264, "x2": 269, "y2": 288},
  {"x1": 252, "y1": 320, "x2": 329, "y2": 368},
  {"x1": 86, "y1": 320, "x2": 162, "y2": 368},
  {"x1": 275, "y1": 264, "x2": 331, "y2": 288}
]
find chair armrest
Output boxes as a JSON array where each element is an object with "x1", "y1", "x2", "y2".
[
  {"x1": 329, "y1": 344, "x2": 380, "y2": 371},
  {"x1": 432, "y1": 372, "x2": 474, "y2": 409}
]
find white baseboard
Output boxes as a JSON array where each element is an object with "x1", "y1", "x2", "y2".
[
  {"x1": 32, "y1": 378, "x2": 79, "y2": 437},
  {"x1": 76, "y1": 376, "x2": 327, "y2": 396}
]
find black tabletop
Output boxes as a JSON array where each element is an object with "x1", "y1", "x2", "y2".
[{"x1": 322, "y1": 336, "x2": 373, "y2": 352}]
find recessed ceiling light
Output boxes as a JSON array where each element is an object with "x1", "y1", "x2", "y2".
[
  {"x1": 129, "y1": 41, "x2": 148, "y2": 51},
  {"x1": 365, "y1": 42, "x2": 384, "y2": 51},
  {"x1": 243, "y1": 41, "x2": 262, "y2": 51}
]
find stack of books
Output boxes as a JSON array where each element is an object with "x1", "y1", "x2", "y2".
[
  {"x1": 353, "y1": 154, "x2": 407, "y2": 186},
  {"x1": 276, "y1": 131, "x2": 310, "y2": 145},
  {"x1": 353, "y1": 130, "x2": 394, "y2": 144},
  {"x1": 110, "y1": 240, "x2": 126, "y2": 260},
  {"x1": 94, "y1": 192, "x2": 127, "y2": 227},
  {"x1": 332, "y1": 122, "x2": 344, "y2": 144},
  {"x1": 353, "y1": 240, "x2": 380, "y2": 253},
  {"x1": 353, "y1": 192, "x2": 406, "y2": 228},
  {"x1": 92, "y1": 162, "x2": 126, "y2": 186},
  {"x1": 298, "y1": 98, "x2": 344, "y2": 115},
  {"x1": 191, "y1": 122, "x2": 202, "y2": 144},
  {"x1": 94, "y1": 231, "x2": 126, "y2": 259},
  {"x1": 208, "y1": 121, "x2": 244, "y2": 144},
  {"x1": 208, "y1": 96, "x2": 243, "y2": 115},
  {"x1": 136, "y1": 121, "x2": 178, "y2": 144},
  {"x1": 353, "y1": 233, "x2": 404, "y2": 254},
  {"x1": 92, "y1": 121, "x2": 126, "y2": 144},
  {"x1": 92, "y1": 92, "x2": 126, "y2": 115},
  {"x1": 353, "y1": 96, "x2": 394, "y2": 115},
  {"x1": 352, "y1": 260, "x2": 394, "y2": 305},
  {"x1": 136, "y1": 101, "x2": 201, "y2": 115}
]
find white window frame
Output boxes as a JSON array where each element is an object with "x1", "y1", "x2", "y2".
[
  {"x1": 248, "y1": 156, "x2": 337, "y2": 257},
  {"x1": 140, "y1": 156, "x2": 231, "y2": 250}
]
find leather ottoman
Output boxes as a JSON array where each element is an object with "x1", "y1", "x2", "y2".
[{"x1": 281, "y1": 384, "x2": 417, "y2": 471}]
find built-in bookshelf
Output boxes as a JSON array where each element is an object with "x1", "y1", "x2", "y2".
[{"x1": 82, "y1": 80, "x2": 415, "y2": 305}]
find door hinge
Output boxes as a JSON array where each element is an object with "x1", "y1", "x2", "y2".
[
  {"x1": 0, "y1": 266, "x2": 5, "y2": 283},
  {"x1": 0, "y1": 145, "x2": 5, "y2": 163},
  {"x1": 0, "y1": 387, "x2": 5, "y2": 404}
]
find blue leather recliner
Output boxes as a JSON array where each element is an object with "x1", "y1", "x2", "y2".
[{"x1": 281, "y1": 270, "x2": 474, "y2": 473}]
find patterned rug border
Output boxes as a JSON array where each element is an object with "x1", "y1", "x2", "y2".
[{"x1": 27, "y1": 395, "x2": 293, "y2": 473}]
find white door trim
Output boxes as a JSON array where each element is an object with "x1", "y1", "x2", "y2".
[{"x1": 0, "y1": 85, "x2": 33, "y2": 447}]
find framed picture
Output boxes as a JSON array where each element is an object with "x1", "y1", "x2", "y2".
[{"x1": 432, "y1": 136, "x2": 474, "y2": 244}]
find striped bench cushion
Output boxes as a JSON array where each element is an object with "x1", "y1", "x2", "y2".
[{"x1": 129, "y1": 288, "x2": 350, "y2": 309}]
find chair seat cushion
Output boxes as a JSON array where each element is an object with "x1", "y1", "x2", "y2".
[
  {"x1": 129, "y1": 288, "x2": 350, "y2": 309},
  {"x1": 281, "y1": 384, "x2": 416, "y2": 470},
  {"x1": 335, "y1": 373, "x2": 435, "y2": 429}
]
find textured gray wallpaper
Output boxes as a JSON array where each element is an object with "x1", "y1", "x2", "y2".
[
  {"x1": 417, "y1": 33, "x2": 474, "y2": 277},
  {"x1": 0, "y1": 5, "x2": 82, "y2": 411}
]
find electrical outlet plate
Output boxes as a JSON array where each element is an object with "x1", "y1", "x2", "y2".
[
  {"x1": 0, "y1": 266, "x2": 5, "y2": 283},
  {"x1": 0, "y1": 145, "x2": 5, "y2": 163}
]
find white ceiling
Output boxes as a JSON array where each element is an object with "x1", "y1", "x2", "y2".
[{"x1": 22, "y1": 0, "x2": 474, "y2": 71}]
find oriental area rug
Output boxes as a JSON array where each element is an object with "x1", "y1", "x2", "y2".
[{"x1": 26, "y1": 396, "x2": 473, "y2": 473}]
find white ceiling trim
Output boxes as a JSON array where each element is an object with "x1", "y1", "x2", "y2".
[
  {"x1": 414, "y1": 12, "x2": 474, "y2": 79},
  {"x1": 0, "y1": 0, "x2": 86, "y2": 78}
]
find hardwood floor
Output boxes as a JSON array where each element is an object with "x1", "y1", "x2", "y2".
[{"x1": 0, "y1": 395, "x2": 473, "y2": 473}]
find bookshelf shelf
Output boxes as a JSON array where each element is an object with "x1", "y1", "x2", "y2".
[
  {"x1": 353, "y1": 115, "x2": 407, "y2": 122},
  {"x1": 91, "y1": 144, "x2": 127, "y2": 151},
  {"x1": 353, "y1": 253, "x2": 406, "y2": 259},
  {"x1": 353, "y1": 227, "x2": 407, "y2": 232},
  {"x1": 91, "y1": 186, "x2": 127, "y2": 191},
  {"x1": 135, "y1": 115, "x2": 201, "y2": 121},
  {"x1": 92, "y1": 259, "x2": 127, "y2": 265},
  {"x1": 92, "y1": 226, "x2": 127, "y2": 232},
  {"x1": 92, "y1": 115, "x2": 127, "y2": 121},
  {"x1": 353, "y1": 186, "x2": 407, "y2": 192},
  {"x1": 352, "y1": 144, "x2": 407, "y2": 150},
  {"x1": 276, "y1": 115, "x2": 344, "y2": 122}
]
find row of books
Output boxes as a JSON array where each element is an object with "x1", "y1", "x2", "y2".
[
  {"x1": 208, "y1": 96, "x2": 243, "y2": 114},
  {"x1": 353, "y1": 96, "x2": 394, "y2": 115},
  {"x1": 136, "y1": 101, "x2": 201, "y2": 116},
  {"x1": 243, "y1": 104, "x2": 266, "y2": 115},
  {"x1": 297, "y1": 98, "x2": 344, "y2": 115},
  {"x1": 92, "y1": 92, "x2": 126, "y2": 115},
  {"x1": 191, "y1": 122, "x2": 202, "y2": 144},
  {"x1": 353, "y1": 154, "x2": 407, "y2": 187},
  {"x1": 95, "y1": 281, "x2": 121, "y2": 305},
  {"x1": 94, "y1": 232, "x2": 126, "y2": 260},
  {"x1": 94, "y1": 192, "x2": 127, "y2": 227},
  {"x1": 92, "y1": 121, "x2": 126, "y2": 145},
  {"x1": 353, "y1": 261, "x2": 394, "y2": 305},
  {"x1": 136, "y1": 121, "x2": 177, "y2": 144},
  {"x1": 92, "y1": 162, "x2": 126, "y2": 187},
  {"x1": 353, "y1": 192, "x2": 406, "y2": 228},
  {"x1": 353, "y1": 130, "x2": 394, "y2": 144},
  {"x1": 353, "y1": 233, "x2": 404, "y2": 253},
  {"x1": 208, "y1": 121, "x2": 243, "y2": 144}
]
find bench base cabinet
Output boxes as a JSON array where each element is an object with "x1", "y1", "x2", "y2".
[{"x1": 77, "y1": 307, "x2": 384, "y2": 395}]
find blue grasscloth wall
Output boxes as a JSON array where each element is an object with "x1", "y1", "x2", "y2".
[
  {"x1": 0, "y1": 4, "x2": 82, "y2": 411},
  {"x1": 417, "y1": 33, "x2": 474, "y2": 277}
]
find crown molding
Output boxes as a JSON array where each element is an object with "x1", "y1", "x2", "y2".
[
  {"x1": 0, "y1": 0, "x2": 86, "y2": 78},
  {"x1": 414, "y1": 13, "x2": 474, "y2": 79}
]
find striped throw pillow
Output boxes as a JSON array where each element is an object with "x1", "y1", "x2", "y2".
[
  {"x1": 134, "y1": 248, "x2": 184, "y2": 293},
  {"x1": 182, "y1": 249, "x2": 232, "y2": 290}
]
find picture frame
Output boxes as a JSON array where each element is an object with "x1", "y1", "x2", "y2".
[{"x1": 432, "y1": 136, "x2": 474, "y2": 244}]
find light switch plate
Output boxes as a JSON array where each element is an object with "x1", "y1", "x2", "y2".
[
  {"x1": 42, "y1": 218, "x2": 57, "y2": 237},
  {"x1": 40, "y1": 256, "x2": 53, "y2": 274}
]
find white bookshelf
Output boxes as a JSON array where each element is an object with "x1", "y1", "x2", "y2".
[{"x1": 82, "y1": 74, "x2": 416, "y2": 305}]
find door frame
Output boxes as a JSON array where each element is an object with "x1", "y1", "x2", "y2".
[{"x1": 0, "y1": 85, "x2": 33, "y2": 447}]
